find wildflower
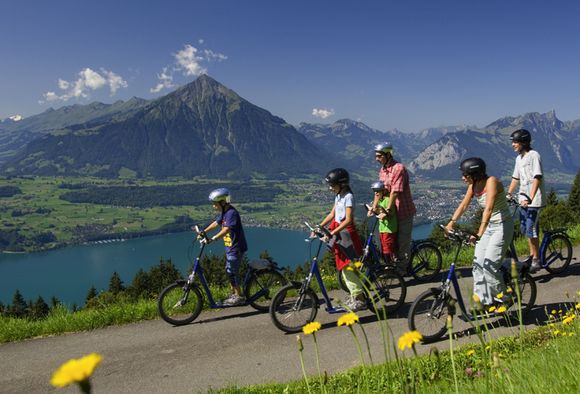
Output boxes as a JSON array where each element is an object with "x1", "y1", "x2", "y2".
[
  {"x1": 558, "y1": 309, "x2": 563, "y2": 314},
  {"x1": 488, "y1": 306, "x2": 496, "y2": 313},
  {"x1": 303, "y1": 322, "x2": 321, "y2": 335},
  {"x1": 568, "y1": 333, "x2": 575, "y2": 337},
  {"x1": 353, "y1": 261, "x2": 363, "y2": 269},
  {"x1": 553, "y1": 330, "x2": 561, "y2": 336},
  {"x1": 577, "y1": 291, "x2": 580, "y2": 296},
  {"x1": 506, "y1": 287, "x2": 513, "y2": 294},
  {"x1": 496, "y1": 305, "x2": 507, "y2": 314},
  {"x1": 337, "y1": 312, "x2": 359, "y2": 327},
  {"x1": 496, "y1": 292, "x2": 504, "y2": 300},
  {"x1": 551, "y1": 309, "x2": 557, "y2": 315},
  {"x1": 466, "y1": 349, "x2": 476, "y2": 357},
  {"x1": 397, "y1": 330, "x2": 423, "y2": 351},
  {"x1": 472, "y1": 294, "x2": 481, "y2": 304},
  {"x1": 575, "y1": 302, "x2": 580, "y2": 310},
  {"x1": 50, "y1": 353, "x2": 102, "y2": 392},
  {"x1": 562, "y1": 315, "x2": 576, "y2": 325}
]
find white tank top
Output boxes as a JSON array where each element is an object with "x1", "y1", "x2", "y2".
[{"x1": 475, "y1": 188, "x2": 511, "y2": 223}]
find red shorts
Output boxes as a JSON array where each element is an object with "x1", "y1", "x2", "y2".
[
  {"x1": 329, "y1": 221, "x2": 363, "y2": 271},
  {"x1": 379, "y1": 232, "x2": 397, "y2": 255}
]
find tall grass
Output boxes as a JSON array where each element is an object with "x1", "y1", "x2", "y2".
[{"x1": 214, "y1": 321, "x2": 579, "y2": 393}]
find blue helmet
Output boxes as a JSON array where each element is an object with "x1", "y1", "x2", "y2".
[
  {"x1": 374, "y1": 142, "x2": 393, "y2": 155},
  {"x1": 208, "y1": 188, "x2": 231, "y2": 203}
]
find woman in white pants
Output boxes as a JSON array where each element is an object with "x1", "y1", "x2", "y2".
[{"x1": 445, "y1": 157, "x2": 513, "y2": 306}]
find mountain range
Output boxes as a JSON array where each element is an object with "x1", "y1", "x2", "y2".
[{"x1": 1, "y1": 75, "x2": 579, "y2": 180}]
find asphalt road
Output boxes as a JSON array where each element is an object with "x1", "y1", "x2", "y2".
[{"x1": 1, "y1": 248, "x2": 578, "y2": 394}]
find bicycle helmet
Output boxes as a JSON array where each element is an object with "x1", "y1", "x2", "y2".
[
  {"x1": 325, "y1": 168, "x2": 350, "y2": 186},
  {"x1": 371, "y1": 181, "x2": 386, "y2": 192},
  {"x1": 459, "y1": 157, "x2": 486, "y2": 177},
  {"x1": 208, "y1": 188, "x2": 231, "y2": 203},
  {"x1": 374, "y1": 142, "x2": 393, "y2": 155},
  {"x1": 510, "y1": 129, "x2": 531, "y2": 144}
]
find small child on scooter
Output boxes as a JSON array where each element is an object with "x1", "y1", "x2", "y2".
[{"x1": 370, "y1": 181, "x2": 398, "y2": 264}]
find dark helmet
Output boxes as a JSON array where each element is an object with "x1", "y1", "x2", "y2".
[
  {"x1": 208, "y1": 187, "x2": 231, "y2": 203},
  {"x1": 325, "y1": 168, "x2": 350, "y2": 186},
  {"x1": 371, "y1": 181, "x2": 386, "y2": 192},
  {"x1": 510, "y1": 129, "x2": 531, "y2": 144},
  {"x1": 374, "y1": 142, "x2": 393, "y2": 155},
  {"x1": 459, "y1": 157, "x2": 486, "y2": 177}
]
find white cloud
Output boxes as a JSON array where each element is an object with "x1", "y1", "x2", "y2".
[
  {"x1": 57, "y1": 79, "x2": 69, "y2": 90},
  {"x1": 40, "y1": 67, "x2": 128, "y2": 103},
  {"x1": 312, "y1": 108, "x2": 335, "y2": 119},
  {"x1": 150, "y1": 43, "x2": 228, "y2": 93},
  {"x1": 203, "y1": 49, "x2": 228, "y2": 62},
  {"x1": 150, "y1": 67, "x2": 175, "y2": 93},
  {"x1": 174, "y1": 44, "x2": 207, "y2": 76},
  {"x1": 102, "y1": 70, "x2": 128, "y2": 94}
]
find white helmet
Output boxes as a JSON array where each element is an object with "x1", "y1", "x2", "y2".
[
  {"x1": 208, "y1": 188, "x2": 231, "y2": 203},
  {"x1": 374, "y1": 142, "x2": 394, "y2": 155}
]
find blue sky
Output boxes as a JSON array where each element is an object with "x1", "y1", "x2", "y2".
[{"x1": 2, "y1": 0, "x2": 580, "y2": 131}]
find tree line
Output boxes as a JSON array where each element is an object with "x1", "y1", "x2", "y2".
[
  {"x1": 59, "y1": 183, "x2": 282, "y2": 207},
  {"x1": 0, "y1": 249, "x2": 337, "y2": 321}
]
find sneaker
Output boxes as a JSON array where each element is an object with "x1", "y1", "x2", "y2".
[
  {"x1": 529, "y1": 259, "x2": 541, "y2": 274},
  {"x1": 222, "y1": 294, "x2": 246, "y2": 306},
  {"x1": 346, "y1": 297, "x2": 367, "y2": 312}
]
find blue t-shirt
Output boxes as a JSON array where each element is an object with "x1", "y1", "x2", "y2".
[{"x1": 215, "y1": 206, "x2": 248, "y2": 256}]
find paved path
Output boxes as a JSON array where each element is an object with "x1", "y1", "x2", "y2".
[{"x1": 1, "y1": 248, "x2": 578, "y2": 394}]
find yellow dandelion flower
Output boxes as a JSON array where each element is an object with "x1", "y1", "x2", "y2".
[
  {"x1": 568, "y1": 333, "x2": 575, "y2": 337},
  {"x1": 563, "y1": 315, "x2": 576, "y2": 325},
  {"x1": 496, "y1": 305, "x2": 507, "y2": 314},
  {"x1": 575, "y1": 303, "x2": 580, "y2": 310},
  {"x1": 488, "y1": 306, "x2": 496, "y2": 313},
  {"x1": 303, "y1": 321, "x2": 321, "y2": 335},
  {"x1": 345, "y1": 266, "x2": 354, "y2": 271},
  {"x1": 558, "y1": 309, "x2": 563, "y2": 314},
  {"x1": 337, "y1": 312, "x2": 359, "y2": 327},
  {"x1": 466, "y1": 349, "x2": 476, "y2": 357},
  {"x1": 397, "y1": 330, "x2": 423, "y2": 351},
  {"x1": 353, "y1": 261, "x2": 363, "y2": 269},
  {"x1": 553, "y1": 330, "x2": 561, "y2": 336},
  {"x1": 551, "y1": 309, "x2": 557, "y2": 315},
  {"x1": 577, "y1": 291, "x2": 580, "y2": 296},
  {"x1": 496, "y1": 292, "x2": 504, "y2": 299},
  {"x1": 506, "y1": 287, "x2": 513, "y2": 294},
  {"x1": 50, "y1": 353, "x2": 102, "y2": 388},
  {"x1": 472, "y1": 294, "x2": 481, "y2": 304}
]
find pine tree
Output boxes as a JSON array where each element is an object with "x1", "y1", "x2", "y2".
[
  {"x1": 546, "y1": 187, "x2": 559, "y2": 206},
  {"x1": 31, "y1": 296, "x2": 50, "y2": 320},
  {"x1": 10, "y1": 289, "x2": 28, "y2": 318},
  {"x1": 108, "y1": 272, "x2": 125, "y2": 295},
  {"x1": 50, "y1": 296, "x2": 61, "y2": 309},
  {"x1": 86, "y1": 286, "x2": 98, "y2": 303}
]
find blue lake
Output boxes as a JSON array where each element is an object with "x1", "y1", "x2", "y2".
[{"x1": 0, "y1": 223, "x2": 433, "y2": 306}]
